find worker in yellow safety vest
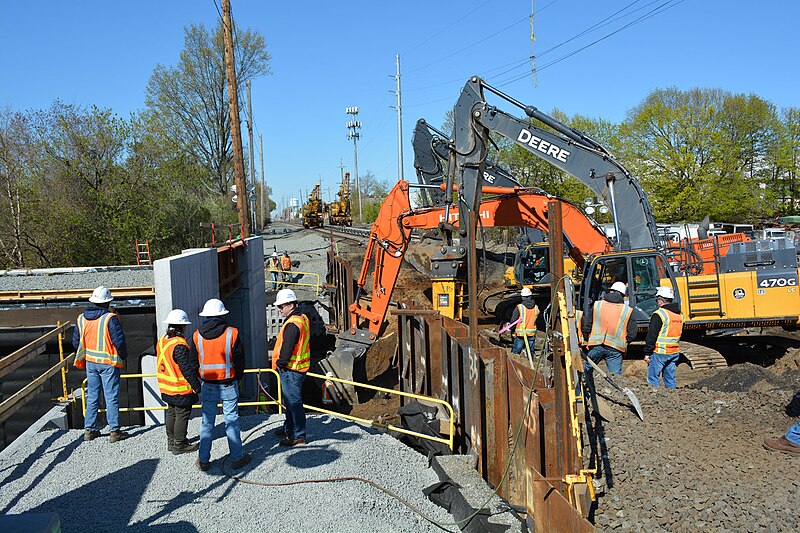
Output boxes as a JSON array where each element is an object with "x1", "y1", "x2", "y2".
[
  {"x1": 644, "y1": 286, "x2": 684, "y2": 389},
  {"x1": 73, "y1": 286, "x2": 130, "y2": 443},
  {"x1": 194, "y1": 298, "x2": 250, "y2": 471},
  {"x1": 508, "y1": 287, "x2": 539, "y2": 361},
  {"x1": 272, "y1": 288, "x2": 311, "y2": 447},
  {"x1": 157, "y1": 309, "x2": 201, "y2": 454},
  {"x1": 268, "y1": 252, "x2": 281, "y2": 290},
  {"x1": 581, "y1": 281, "x2": 637, "y2": 377},
  {"x1": 280, "y1": 251, "x2": 292, "y2": 288}
]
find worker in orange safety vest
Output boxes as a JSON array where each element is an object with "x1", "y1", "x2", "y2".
[
  {"x1": 157, "y1": 309, "x2": 201, "y2": 454},
  {"x1": 508, "y1": 287, "x2": 539, "y2": 362},
  {"x1": 280, "y1": 251, "x2": 292, "y2": 288},
  {"x1": 644, "y1": 286, "x2": 684, "y2": 389},
  {"x1": 581, "y1": 281, "x2": 637, "y2": 377},
  {"x1": 272, "y1": 288, "x2": 311, "y2": 447},
  {"x1": 73, "y1": 286, "x2": 130, "y2": 443}
]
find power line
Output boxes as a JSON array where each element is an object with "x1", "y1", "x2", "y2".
[{"x1": 402, "y1": 0, "x2": 493, "y2": 56}]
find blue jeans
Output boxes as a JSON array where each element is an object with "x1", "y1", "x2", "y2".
[
  {"x1": 84, "y1": 362, "x2": 121, "y2": 431},
  {"x1": 199, "y1": 382, "x2": 244, "y2": 463},
  {"x1": 585, "y1": 345, "x2": 623, "y2": 375},
  {"x1": 280, "y1": 370, "x2": 306, "y2": 440},
  {"x1": 512, "y1": 336, "x2": 536, "y2": 358},
  {"x1": 786, "y1": 421, "x2": 800, "y2": 446},
  {"x1": 647, "y1": 353, "x2": 680, "y2": 388}
]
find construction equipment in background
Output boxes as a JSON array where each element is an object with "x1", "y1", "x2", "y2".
[
  {"x1": 301, "y1": 184, "x2": 325, "y2": 228},
  {"x1": 328, "y1": 172, "x2": 353, "y2": 226},
  {"x1": 135, "y1": 239, "x2": 151, "y2": 265}
]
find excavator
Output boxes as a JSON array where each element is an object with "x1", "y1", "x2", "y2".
[
  {"x1": 301, "y1": 184, "x2": 325, "y2": 228},
  {"x1": 328, "y1": 172, "x2": 352, "y2": 226}
]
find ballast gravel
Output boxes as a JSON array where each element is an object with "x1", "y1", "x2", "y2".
[
  {"x1": 0, "y1": 268, "x2": 154, "y2": 292},
  {"x1": 0, "y1": 414, "x2": 455, "y2": 532}
]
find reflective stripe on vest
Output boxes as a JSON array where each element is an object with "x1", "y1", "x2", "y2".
[
  {"x1": 195, "y1": 327, "x2": 237, "y2": 380},
  {"x1": 156, "y1": 335, "x2": 193, "y2": 395},
  {"x1": 272, "y1": 314, "x2": 311, "y2": 372},
  {"x1": 587, "y1": 300, "x2": 633, "y2": 352},
  {"x1": 515, "y1": 304, "x2": 539, "y2": 337},
  {"x1": 654, "y1": 308, "x2": 683, "y2": 355},
  {"x1": 76, "y1": 312, "x2": 123, "y2": 368}
]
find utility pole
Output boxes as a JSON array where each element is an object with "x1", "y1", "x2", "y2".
[
  {"x1": 221, "y1": 0, "x2": 249, "y2": 237},
  {"x1": 246, "y1": 79, "x2": 257, "y2": 232},
  {"x1": 346, "y1": 107, "x2": 362, "y2": 223},
  {"x1": 259, "y1": 133, "x2": 266, "y2": 227},
  {"x1": 395, "y1": 54, "x2": 404, "y2": 181}
]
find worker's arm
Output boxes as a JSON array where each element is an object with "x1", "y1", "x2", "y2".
[
  {"x1": 108, "y1": 315, "x2": 128, "y2": 360},
  {"x1": 174, "y1": 343, "x2": 202, "y2": 394},
  {"x1": 581, "y1": 304, "x2": 594, "y2": 340},
  {"x1": 232, "y1": 336, "x2": 245, "y2": 379},
  {"x1": 625, "y1": 310, "x2": 637, "y2": 344},
  {"x1": 276, "y1": 323, "x2": 301, "y2": 370},
  {"x1": 508, "y1": 306, "x2": 520, "y2": 327},
  {"x1": 642, "y1": 313, "x2": 663, "y2": 357},
  {"x1": 72, "y1": 322, "x2": 80, "y2": 350}
]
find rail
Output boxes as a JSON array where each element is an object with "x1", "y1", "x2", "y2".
[
  {"x1": 266, "y1": 269, "x2": 322, "y2": 294},
  {"x1": 305, "y1": 370, "x2": 455, "y2": 451},
  {"x1": 0, "y1": 322, "x2": 74, "y2": 424}
]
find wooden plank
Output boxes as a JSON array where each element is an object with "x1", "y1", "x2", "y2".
[
  {"x1": 0, "y1": 353, "x2": 75, "y2": 422},
  {"x1": 0, "y1": 322, "x2": 71, "y2": 378}
]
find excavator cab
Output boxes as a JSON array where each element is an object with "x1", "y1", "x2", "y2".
[
  {"x1": 515, "y1": 243, "x2": 551, "y2": 285},
  {"x1": 581, "y1": 250, "x2": 679, "y2": 329}
]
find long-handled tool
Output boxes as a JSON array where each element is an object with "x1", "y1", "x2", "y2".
[
  {"x1": 582, "y1": 353, "x2": 644, "y2": 421},
  {"x1": 498, "y1": 317, "x2": 522, "y2": 334}
]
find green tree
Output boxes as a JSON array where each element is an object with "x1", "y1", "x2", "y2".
[{"x1": 144, "y1": 23, "x2": 271, "y2": 195}]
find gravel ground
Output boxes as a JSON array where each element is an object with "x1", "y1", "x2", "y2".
[
  {"x1": 586, "y1": 366, "x2": 800, "y2": 532},
  {"x1": 0, "y1": 413, "x2": 454, "y2": 532},
  {"x1": 0, "y1": 267, "x2": 154, "y2": 291}
]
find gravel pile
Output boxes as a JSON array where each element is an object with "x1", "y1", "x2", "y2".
[
  {"x1": 586, "y1": 372, "x2": 800, "y2": 532},
  {"x1": 0, "y1": 268, "x2": 153, "y2": 291},
  {"x1": 0, "y1": 413, "x2": 454, "y2": 532}
]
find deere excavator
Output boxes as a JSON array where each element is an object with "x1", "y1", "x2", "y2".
[
  {"x1": 301, "y1": 184, "x2": 325, "y2": 228},
  {"x1": 328, "y1": 172, "x2": 352, "y2": 226}
]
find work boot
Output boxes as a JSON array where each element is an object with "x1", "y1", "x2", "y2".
[
  {"x1": 167, "y1": 437, "x2": 174, "y2": 452},
  {"x1": 172, "y1": 442, "x2": 199, "y2": 455},
  {"x1": 229, "y1": 453, "x2": 251, "y2": 469},
  {"x1": 84, "y1": 430, "x2": 101, "y2": 442},
  {"x1": 274, "y1": 428, "x2": 287, "y2": 439},
  {"x1": 196, "y1": 459, "x2": 210, "y2": 472},
  {"x1": 763, "y1": 436, "x2": 800, "y2": 456},
  {"x1": 279, "y1": 438, "x2": 306, "y2": 447},
  {"x1": 109, "y1": 430, "x2": 131, "y2": 443}
]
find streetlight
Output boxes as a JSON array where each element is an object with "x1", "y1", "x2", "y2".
[{"x1": 346, "y1": 106, "x2": 363, "y2": 223}]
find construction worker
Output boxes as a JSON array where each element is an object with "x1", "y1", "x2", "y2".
[
  {"x1": 509, "y1": 287, "x2": 539, "y2": 361},
  {"x1": 194, "y1": 299, "x2": 250, "y2": 471},
  {"x1": 581, "y1": 281, "x2": 636, "y2": 377},
  {"x1": 272, "y1": 288, "x2": 311, "y2": 446},
  {"x1": 280, "y1": 251, "x2": 292, "y2": 288},
  {"x1": 268, "y1": 252, "x2": 281, "y2": 290},
  {"x1": 72, "y1": 286, "x2": 130, "y2": 443},
  {"x1": 644, "y1": 286, "x2": 684, "y2": 389},
  {"x1": 157, "y1": 309, "x2": 201, "y2": 454},
  {"x1": 763, "y1": 421, "x2": 800, "y2": 456}
]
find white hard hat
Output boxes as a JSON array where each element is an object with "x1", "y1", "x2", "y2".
[
  {"x1": 272, "y1": 252, "x2": 278, "y2": 257},
  {"x1": 89, "y1": 286, "x2": 113, "y2": 304},
  {"x1": 199, "y1": 298, "x2": 229, "y2": 317},
  {"x1": 520, "y1": 287, "x2": 533, "y2": 297},
  {"x1": 656, "y1": 286, "x2": 675, "y2": 300},
  {"x1": 275, "y1": 288, "x2": 298, "y2": 306},
  {"x1": 610, "y1": 281, "x2": 627, "y2": 295},
  {"x1": 163, "y1": 309, "x2": 192, "y2": 325}
]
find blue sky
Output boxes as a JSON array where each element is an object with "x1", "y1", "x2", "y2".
[{"x1": 2, "y1": 1, "x2": 798, "y2": 212}]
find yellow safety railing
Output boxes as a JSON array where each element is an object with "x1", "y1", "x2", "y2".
[
  {"x1": 266, "y1": 269, "x2": 321, "y2": 294},
  {"x1": 305, "y1": 371, "x2": 455, "y2": 451},
  {"x1": 80, "y1": 368, "x2": 282, "y2": 415}
]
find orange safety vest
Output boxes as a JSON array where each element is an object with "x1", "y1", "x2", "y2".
[
  {"x1": 156, "y1": 335, "x2": 193, "y2": 395},
  {"x1": 280, "y1": 255, "x2": 292, "y2": 270},
  {"x1": 514, "y1": 304, "x2": 539, "y2": 337},
  {"x1": 587, "y1": 300, "x2": 633, "y2": 352},
  {"x1": 272, "y1": 314, "x2": 311, "y2": 372},
  {"x1": 653, "y1": 308, "x2": 683, "y2": 355},
  {"x1": 194, "y1": 327, "x2": 239, "y2": 381},
  {"x1": 75, "y1": 312, "x2": 123, "y2": 369}
]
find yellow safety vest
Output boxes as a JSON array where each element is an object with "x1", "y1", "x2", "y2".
[
  {"x1": 515, "y1": 304, "x2": 539, "y2": 337},
  {"x1": 156, "y1": 335, "x2": 193, "y2": 395},
  {"x1": 272, "y1": 314, "x2": 311, "y2": 372},
  {"x1": 76, "y1": 312, "x2": 124, "y2": 368},
  {"x1": 653, "y1": 308, "x2": 683, "y2": 355},
  {"x1": 587, "y1": 300, "x2": 633, "y2": 352}
]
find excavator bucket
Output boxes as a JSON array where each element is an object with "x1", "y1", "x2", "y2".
[{"x1": 317, "y1": 328, "x2": 377, "y2": 405}]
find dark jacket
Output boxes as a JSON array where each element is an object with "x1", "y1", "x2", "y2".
[
  {"x1": 277, "y1": 308, "x2": 304, "y2": 371},
  {"x1": 71, "y1": 304, "x2": 128, "y2": 360},
  {"x1": 509, "y1": 297, "x2": 538, "y2": 331},
  {"x1": 581, "y1": 291, "x2": 637, "y2": 349},
  {"x1": 161, "y1": 329, "x2": 201, "y2": 407},
  {"x1": 197, "y1": 318, "x2": 245, "y2": 385},
  {"x1": 643, "y1": 301, "x2": 682, "y2": 357}
]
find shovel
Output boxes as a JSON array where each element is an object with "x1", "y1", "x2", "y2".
[{"x1": 582, "y1": 354, "x2": 644, "y2": 421}]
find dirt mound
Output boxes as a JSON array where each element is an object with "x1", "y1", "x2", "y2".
[
  {"x1": 773, "y1": 346, "x2": 800, "y2": 373},
  {"x1": 688, "y1": 363, "x2": 793, "y2": 393}
]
